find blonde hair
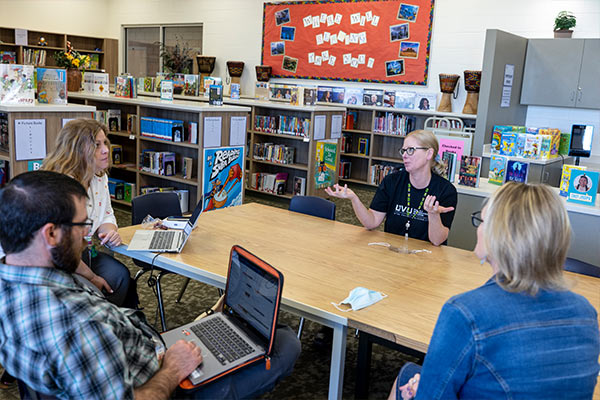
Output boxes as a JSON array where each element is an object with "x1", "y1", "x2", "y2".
[
  {"x1": 484, "y1": 182, "x2": 569, "y2": 295},
  {"x1": 406, "y1": 130, "x2": 445, "y2": 176},
  {"x1": 42, "y1": 118, "x2": 111, "y2": 188}
]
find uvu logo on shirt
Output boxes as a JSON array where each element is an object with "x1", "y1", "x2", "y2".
[{"x1": 394, "y1": 204, "x2": 428, "y2": 221}]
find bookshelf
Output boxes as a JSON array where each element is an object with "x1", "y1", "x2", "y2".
[
  {"x1": 68, "y1": 93, "x2": 250, "y2": 210},
  {"x1": 0, "y1": 26, "x2": 118, "y2": 79},
  {"x1": 0, "y1": 103, "x2": 96, "y2": 181},
  {"x1": 339, "y1": 104, "x2": 477, "y2": 186}
]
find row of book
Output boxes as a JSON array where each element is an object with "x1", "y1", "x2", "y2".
[
  {"x1": 115, "y1": 75, "x2": 138, "y2": 98},
  {"x1": 95, "y1": 110, "x2": 128, "y2": 132},
  {"x1": 253, "y1": 115, "x2": 311, "y2": 138},
  {"x1": 491, "y1": 125, "x2": 564, "y2": 160},
  {"x1": 373, "y1": 113, "x2": 416, "y2": 136},
  {"x1": 23, "y1": 49, "x2": 47, "y2": 66},
  {"x1": 340, "y1": 135, "x2": 369, "y2": 155},
  {"x1": 248, "y1": 172, "x2": 288, "y2": 195},
  {"x1": 370, "y1": 164, "x2": 401, "y2": 185},
  {"x1": 140, "y1": 150, "x2": 177, "y2": 176},
  {"x1": 139, "y1": 186, "x2": 190, "y2": 213},
  {"x1": 140, "y1": 117, "x2": 193, "y2": 143},
  {"x1": 253, "y1": 143, "x2": 295, "y2": 165},
  {"x1": 107, "y1": 178, "x2": 135, "y2": 203},
  {"x1": 339, "y1": 161, "x2": 351, "y2": 179}
]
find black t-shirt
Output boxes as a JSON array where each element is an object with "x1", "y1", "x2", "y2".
[{"x1": 369, "y1": 170, "x2": 458, "y2": 243}]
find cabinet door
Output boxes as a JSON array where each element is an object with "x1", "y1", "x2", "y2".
[
  {"x1": 520, "y1": 39, "x2": 584, "y2": 107},
  {"x1": 576, "y1": 39, "x2": 600, "y2": 109}
]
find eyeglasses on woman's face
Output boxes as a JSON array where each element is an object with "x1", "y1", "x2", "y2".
[
  {"x1": 399, "y1": 147, "x2": 429, "y2": 157},
  {"x1": 471, "y1": 211, "x2": 483, "y2": 228}
]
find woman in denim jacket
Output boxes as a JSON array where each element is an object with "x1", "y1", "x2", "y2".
[{"x1": 391, "y1": 182, "x2": 599, "y2": 399}]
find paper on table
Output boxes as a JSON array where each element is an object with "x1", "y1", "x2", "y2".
[
  {"x1": 203, "y1": 117, "x2": 222, "y2": 148},
  {"x1": 314, "y1": 115, "x2": 326, "y2": 140},
  {"x1": 229, "y1": 116, "x2": 247, "y2": 146},
  {"x1": 15, "y1": 119, "x2": 46, "y2": 161},
  {"x1": 331, "y1": 115, "x2": 343, "y2": 139}
]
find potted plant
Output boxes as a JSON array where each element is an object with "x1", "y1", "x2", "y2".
[
  {"x1": 53, "y1": 41, "x2": 90, "y2": 92},
  {"x1": 158, "y1": 37, "x2": 194, "y2": 74},
  {"x1": 554, "y1": 11, "x2": 576, "y2": 38}
]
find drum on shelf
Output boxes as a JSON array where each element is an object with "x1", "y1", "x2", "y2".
[
  {"x1": 196, "y1": 56, "x2": 216, "y2": 93},
  {"x1": 255, "y1": 65, "x2": 272, "y2": 82},
  {"x1": 226, "y1": 61, "x2": 245, "y2": 96},
  {"x1": 438, "y1": 74, "x2": 460, "y2": 112},
  {"x1": 463, "y1": 70, "x2": 482, "y2": 114}
]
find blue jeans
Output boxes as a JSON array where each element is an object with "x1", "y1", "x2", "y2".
[
  {"x1": 82, "y1": 250, "x2": 137, "y2": 308},
  {"x1": 173, "y1": 325, "x2": 301, "y2": 399}
]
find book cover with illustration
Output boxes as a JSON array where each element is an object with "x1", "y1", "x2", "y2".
[
  {"x1": 491, "y1": 125, "x2": 512, "y2": 154},
  {"x1": 171, "y1": 74, "x2": 185, "y2": 95},
  {"x1": 0, "y1": 64, "x2": 34, "y2": 105},
  {"x1": 567, "y1": 170, "x2": 599, "y2": 206},
  {"x1": 458, "y1": 155, "x2": 482, "y2": 188},
  {"x1": 314, "y1": 140, "x2": 337, "y2": 189},
  {"x1": 36, "y1": 68, "x2": 66, "y2": 104},
  {"x1": 209, "y1": 85, "x2": 223, "y2": 105},
  {"x1": 183, "y1": 74, "x2": 198, "y2": 96},
  {"x1": 499, "y1": 133, "x2": 517, "y2": 157},
  {"x1": 505, "y1": 160, "x2": 529, "y2": 183},
  {"x1": 363, "y1": 89, "x2": 383, "y2": 106},
  {"x1": 441, "y1": 151, "x2": 457, "y2": 182},
  {"x1": 293, "y1": 176, "x2": 306, "y2": 196},
  {"x1": 344, "y1": 88, "x2": 363, "y2": 106},
  {"x1": 523, "y1": 134, "x2": 542, "y2": 159},
  {"x1": 559, "y1": 164, "x2": 587, "y2": 197},
  {"x1": 488, "y1": 155, "x2": 507, "y2": 185},
  {"x1": 394, "y1": 91, "x2": 416, "y2": 109},
  {"x1": 202, "y1": 146, "x2": 244, "y2": 212}
]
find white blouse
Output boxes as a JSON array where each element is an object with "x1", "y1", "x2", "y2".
[{"x1": 87, "y1": 174, "x2": 117, "y2": 235}]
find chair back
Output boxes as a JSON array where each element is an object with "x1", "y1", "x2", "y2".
[
  {"x1": 564, "y1": 257, "x2": 600, "y2": 278},
  {"x1": 289, "y1": 196, "x2": 336, "y2": 221},
  {"x1": 131, "y1": 192, "x2": 183, "y2": 225}
]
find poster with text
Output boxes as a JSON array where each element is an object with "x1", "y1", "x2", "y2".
[
  {"x1": 262, "y1": 0, "x2": 435, "y2": 84},
  {"x1": 202, "y1": 146, "x2": 245, "y2": 212}
]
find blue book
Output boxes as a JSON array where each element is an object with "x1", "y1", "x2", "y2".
[
  {"x1": 567, "y1": 170, "x2": 599, "y2": 206},
  {"x1": 505, "y1": 160, "x2": 529, "y2": 183},
  {"x1": 500, "y1": 133, "x2": 517, "y2": 156}
]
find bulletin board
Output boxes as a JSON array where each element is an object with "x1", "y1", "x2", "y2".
[{"x1": 261, "y1": 0, "x2": 435, "y2": 85}]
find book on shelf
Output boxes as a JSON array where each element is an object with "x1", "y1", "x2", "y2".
[
  {"x1": 383, "y1": 91, "x2": 395, "y2": 107},
  {"x1": 155, "y1": 72, "x2": 167, "y2": 92},
  {"x1": 182, "y1": 157, "x2": 193, "y2": 179},
  {"x1": 171, "y1": 74, "x2": 185, "y2": 95},
  {"x1": 127, "y1": 114, "x2": 137, "y2": 134},
  {"x1": 371, "y1": 164, "x2": 401, "y2": 185},
  {"x1": 115, "y1": 75, "x2": 136, "y2": 98},
  {"x1": 23, "y1": 48, "x2": 46, "y2": 66},
  {"x1": 490, "y1": 125, "x2": 512, "y2": 154},
  {"x1": 0, "y1": 64, "x2": 34, "y2": 105},
  {"x1": 143, "y1": 77, "x2": 155, "y2": 92},
  {"x1": 293, "y1": 176, "x2": 306, "y2": 196},
  {"x1": 88, "y1": 54, "x2": 100, "y2": 70},
  {"x1": 345, "y1": 110, "x2": 359, "y2": 130},
  {"x1": 302, "y1": 87, "x2": 317, "y2": 105},
  {"x1": 363, "y1": 89, "x2": 383, "y2": 106},
  {"x1": 488, "y1": 155, "x2": 507, "y2": 185},
  {"x1": 559, "y1": 164, "x2": 587, "y2": 197},
  {"x1": 505, "y1": 160, "x2": 529, "y2": 183},
  {"x1": 374, "y1": 113, "x2": 415, "y2": 136},
  {"x1": 566, "y1": 170, "x2": 598, "y2": 206},
  {"x1": 160, "y1": 80, "x2": 173, "y2": 101},
  {"x1": 94, "y1": 110, "x2": 107, "y2": 125},
  {"x1": 123, "y1": 182, "x2": 136, "y2": 203},
  {"x1": 317, "y1": 86, "x2": 333, "y2": 103},
  {"x1": 110, "y1": 144, "x2": 122, "y2": 165},
  {"x1": 140, "y1": 116, "x2": 184, "y2": 142},
  {"x1": 341, "y1": 135, "x2": 352, "y2": 153},
  {"x1": 523, "y1": 134, "x2": 542, "y2": 159},
  {"x1": 339, "y1": 160, "x2": 351, "y2": 179},
  {"x1": 358, "y1": 138, "x2": 369, "y2": 155},
  {"x1": 36, "y1": 68, "x2": 66, "y2": 104},
  {"x1": 107, "y1": 109, "x2": 121, "y2": 132},
  {"x1": 203, "y1": 76, "x2": 222, "y2": 98},
  {"x1": 163, "y1": 152, "x2": 176, "y2": 176},
  {"x1": 331, "y1": 87, "x2": 345, "y2": 104},
  {"x1": 0, "y1": 113, "x2": 8, "y2": 152},
  {"x1": 458, "y1": 155, "x2": 482, "y2": 187},
  {"x1": 499, "y1": 133, "x2": 517, "y2": 156},
  {"x1": 394, "y1": 91, "x2": 416, "y2": 109},
  {"x1": 92, "y1": 72, "x2": 110, "y2": 96},
  {"x1": 107, "y1": 178, "x2": 135, "y2": 203},
  {"x1": 441, "y1": 151, "x2": 457, "y2": 183},
  {"x1": 188, "y1": 122, "x2": 198, "y2": 144},
  {"x1": 413, "y1": 93, "x2": 437, "y2": 111},
  {"x1": 274, "y1": 172, "x2": 288, "y2": 195},
  {"x1": 140, "y1": 150, "x2": 177, "y2": 176},
  {"x1": 559, "y1": 132, "x2": 570, "y2": 155},
  {"x1": 255, "y1": 81, "x2": 270, "y2": 101},
  {"x1": 344, "y1": 88, "x2": 363, "y2": 106},
  {"x1": 253, "y1": 142, "x2": 295, "y2": 165},
  {"x1": 209, "y1": 84, "x2": 223, "y2": 105},
  {"x1": 230, "y1": 83, "x2": 240, "y2": 100},
  {"x1": 0, "y1": 51, "x2": 17, "y2": 64},
  {"x1": 184, "y1": 74, "x2": 199, "y2": 96}
]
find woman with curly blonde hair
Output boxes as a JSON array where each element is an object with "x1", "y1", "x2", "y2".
[{"x1": 43, "y1": 118, "x2": 136, "y2": 308}]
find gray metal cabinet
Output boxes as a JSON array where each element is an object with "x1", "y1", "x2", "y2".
[
  {"x1": 577, "y1": 40, "x2": 600, "y2": 109},
  {"x1": 521, "y1": 39, "x2": 600, "y2": 109}
]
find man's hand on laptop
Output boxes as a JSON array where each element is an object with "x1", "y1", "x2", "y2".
[{"x1": 163, "y1": 340, "x2": 203, "y2": 382}]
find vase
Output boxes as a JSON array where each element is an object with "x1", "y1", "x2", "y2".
[
  {"x1": 554, "y1": 29, "x2": 573, "y2": 38},
  {"x1": 67, "y1": 69, "x2": 82, "y2": 93}
]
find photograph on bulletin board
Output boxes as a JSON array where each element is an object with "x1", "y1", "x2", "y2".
[{"x1": 261, "y1": 0, "x2": 435, "y2": 85}]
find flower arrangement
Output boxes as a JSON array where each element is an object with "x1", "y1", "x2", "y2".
[
  {"x1": 53, "y1": 41, "x2": 90, "y2": 70},
  {"x1": 158, "y1": 37, "x2": 194, "y2": 74}
]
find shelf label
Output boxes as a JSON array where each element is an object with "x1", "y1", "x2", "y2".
[{"x1": 15, "y1": 119, "x2": 46, "y2": 161}]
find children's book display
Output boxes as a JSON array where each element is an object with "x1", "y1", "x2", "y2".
[
  {"x1": 488, "y1": 155, "x2": 507, "y2": 185},
  {"x1": 505, "y1": 160, "x2": 529, "y2": 183},
  {"x1": 0, "y1": 64, "x2": 34, "y2": 105},
  {"x1": 36, "y1": 68, "x2": 66, "y2": 104},
  {"x1": 83, "y1": 72, "x2": 109, "y2": 95},
  {"x1": 559, "y1": 164, "x2": 587, "y2": 197},
  {"x1": 458, "y1": 155, "x2": 482, "y2": 187},
  {"x1": 115, "y1": 75, "x2": 137, "y2": 98},
  {"x1": 491, "y1": 125, "x2": 562, "y2": 160},
  {"x1": 566, "y1": 170, "x2": 599, "y2": 206}
]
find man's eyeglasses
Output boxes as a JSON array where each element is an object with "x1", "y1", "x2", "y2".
[
  {"x1": 63, "y1": 218, "x2": 93, "y2": 230},
  {"x1": 399, "y1": 147, "x2": 429, "y2": 157},
  {"x1": 471, "y1": 211, "x2": 483, "y2": 228}
]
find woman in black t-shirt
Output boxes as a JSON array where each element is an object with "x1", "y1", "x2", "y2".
[{"x1": 325, "y1": 130, "x2": 457, "y2": 245}]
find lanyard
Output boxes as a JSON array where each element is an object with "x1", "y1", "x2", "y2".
[{"x1": 405, "y1": 183, "x2": 429, "y2": 236}]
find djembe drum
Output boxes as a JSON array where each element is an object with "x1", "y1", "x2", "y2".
[
  {"x1": 438, "y1": 74, "x2": 460, "y2": 112},
  {"x1": 227, "y1": 61, "x2": 245, "y2": 95},
  {"x1": 196, "y1": 55, "x2": 216, "y2": 93},
  {"x1": 255, "y1": 65, "x2": 272, "y2": 82},
  {"x1": 463, "y1": 70, "x2": 481, "y2": 114}
]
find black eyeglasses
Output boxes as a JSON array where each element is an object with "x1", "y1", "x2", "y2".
[
  {"x1": 471, "y1": 211, "x2": 483, "y2": 228},
  {"x1": 399, "y1": 147, "x2": 429, "y2": 157},
  {"x1": 62, "y1": 218, "x2": 93, "y2": 230}
]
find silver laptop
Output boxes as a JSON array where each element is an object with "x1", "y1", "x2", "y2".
[
  {"x1": 161, "y1": 245, "x2": 284, "y2": 387},
  {"x1": 127, "y1": 199, "x2": 203, "y2": 252}
]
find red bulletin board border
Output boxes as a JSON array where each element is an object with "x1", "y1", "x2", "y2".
[{"x1": 261, "y1": 0, "x2": 435, "y2": 85}]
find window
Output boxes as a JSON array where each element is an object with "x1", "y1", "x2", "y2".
[{"x1": 124, "y1": 24, "x2": 203, "y2": 77}]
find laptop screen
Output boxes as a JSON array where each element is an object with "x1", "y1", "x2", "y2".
[
  {"x1": 226, "y1": 249, "x2": 279, "y2": 340},
  {"x1": 183, "y1": 198, "x2": 204, "y2": 236}
]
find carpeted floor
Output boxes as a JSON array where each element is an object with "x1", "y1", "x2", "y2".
[{"x1": 1, "y1": 184, "x2": 418, "y2": 400}]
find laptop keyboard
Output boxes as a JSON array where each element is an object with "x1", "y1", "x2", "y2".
[
  {"x1": 149, "y1": 231, "x2": 176, "y2": 250},
  {"x1": 190, "y1": 317, "x2": 256, "y2": 365}
]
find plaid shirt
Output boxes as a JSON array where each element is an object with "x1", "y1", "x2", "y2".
[{"x1": 0, "y1": 262, "x2": 160, "y2": 399}]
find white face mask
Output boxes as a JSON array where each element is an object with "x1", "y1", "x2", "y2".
[{"x1": 331, "y1": 287, "x2": 387, "y2": 312}]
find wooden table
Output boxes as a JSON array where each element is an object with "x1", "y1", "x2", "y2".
[{"x1": 115, "y1": 203, "x2": 600, "y2": 400}]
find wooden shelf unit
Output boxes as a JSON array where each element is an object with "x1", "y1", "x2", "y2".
[
  {"x1": 69, "y1": 93, "x2": 250, "y2": 210},
  {"x1": 0, "y1": 26, "x2": 118, "y2": 80},
  {"x1": 339, "y1": 105, "x2": 477, "y2": 186}
]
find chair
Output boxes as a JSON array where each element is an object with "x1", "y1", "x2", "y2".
[
  {"x1": 131, "y1": 192, "x2": 188, "y2": 331},
  {"x1": 564, "y1": 257, "x2": 600, "y2": 278},
  {"x1": 289, "y1": 195, "x2": 336, "y2": 339}
]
